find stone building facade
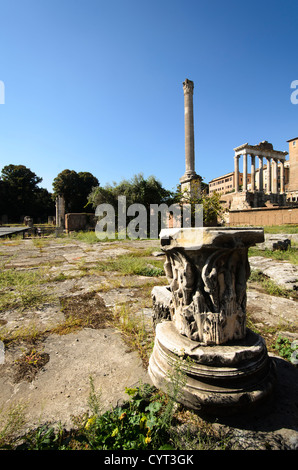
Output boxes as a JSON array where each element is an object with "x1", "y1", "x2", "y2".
[
  {"x1": 287, "y1": 137, "x2": 298, "y2": 202},
  {"x1": 209, "y1": 171, "x2": 251, "y2": 195}
]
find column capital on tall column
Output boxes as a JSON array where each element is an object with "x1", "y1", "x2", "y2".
[{"x1": 183, "y1": 79, "x2": 194, "y2": 95}]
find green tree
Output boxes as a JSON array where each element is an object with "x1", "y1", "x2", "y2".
[
  {"x1": 52, "y1": 169, "x2": 99, "y2": 213},
  {"x1": 88, "y1": 173, "x2": 175, "y2": 237},
  {"x1": 174, "y1": 182, "x2": 223, "y2": 226},
  {"x1": 88, "y1": 173, "x2": 223, "y2": 238},
  {"x1": 32, "y1": 187, "x2": 55, "y2": 221},
  {"x1": 0, "y1": 164, "x2": 54, "y2": 222},
  {"x1": 88, "y1": 173, "x2": 173, "y2": 209}
]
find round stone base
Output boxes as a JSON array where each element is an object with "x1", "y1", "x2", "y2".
[{"x1": 148, "y1": 321, "x2": 276, "y2": 415}]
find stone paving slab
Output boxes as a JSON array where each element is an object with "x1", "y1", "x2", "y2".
[
  {"x1": 0, "y1": 328, "x2": 150, "y2": 431},
  {"x1": 249, "y1": 256, "x2": 298, "y2": 290}
]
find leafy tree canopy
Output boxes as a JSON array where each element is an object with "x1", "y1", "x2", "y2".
[
  {"x1": 0, "y1": 164, "x2": 54, "y2": 222},
  {"x1": 1, "y1": 164, "x2": 42, "y2": 191},
  {"x1": 52, "y1": 169, "x2": 99, "y2": 213},
  {"x1": 88, "y1": 173, "x2": 174, "y2": 211}
]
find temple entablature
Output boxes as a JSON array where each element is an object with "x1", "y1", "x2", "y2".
[{"x1": 234, "y1": 141, "x2": 288, "y2": 161}]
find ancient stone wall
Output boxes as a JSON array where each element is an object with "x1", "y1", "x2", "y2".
[
  {"x1": 229, "y1": 206, "x2": 298, "y2": 226},
  {"x1": 65, "y1": 213, "x2": 97, "y2": 232}
]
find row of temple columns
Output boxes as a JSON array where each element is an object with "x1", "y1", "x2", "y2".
[{"x1": 234, "y1": 153, "x2": 285, "y2": 194}]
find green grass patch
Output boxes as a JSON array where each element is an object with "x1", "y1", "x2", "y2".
[
  {"x1": 96, "y1": 254, "x2": 164, "y2": 277},
  {"x1": 248, "y1": 246, "x2": 298, "y2": 265},
  {"x1": 66, "y1": 231, "x2": 102, "y2": 243},
  {"x1": 263, "y1": 225, "x2": 298, "y2": 234},
  {"x1": 0, "y1": 268, "x2": 54, "y2": 312}
]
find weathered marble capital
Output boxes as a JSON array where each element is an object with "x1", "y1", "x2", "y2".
[
  {"x1": 159, "y1": 227, "x2": 264, "y2": 345},
  {"x1": 183, "y1": 78, "x2": 194, "y2": 95}
]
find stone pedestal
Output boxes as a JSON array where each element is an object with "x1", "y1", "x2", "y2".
[
  {"x1": 149, "y1": 322, "x2": 275, "y2": 415},
  {"x1": 179, "y1": 175, "x2": 201, "y2": 202},
  {"x1": 148, "y1": 227, "x2": 276, "y2": 414}
]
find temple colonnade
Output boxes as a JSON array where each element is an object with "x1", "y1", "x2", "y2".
[{"x1": 234, "y1": 143, "x2": 288, "y2": 195}]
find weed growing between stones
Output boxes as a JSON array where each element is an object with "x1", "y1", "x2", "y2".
[
  {"x1": 1, "y1": 378, "x2": 231, "y2": 450},
  {"x1": 13, "y1": 348, "x2": 50, "y2": 382},
  {"x1": 112, "y1": 304, "x2": 153, "y2": 367},
  {"x1": 248, "y1": 269, "x2": 296, "y2": 299},
  {"x1": 273, "y1": 336, "x2": 298, "y2": 364}
]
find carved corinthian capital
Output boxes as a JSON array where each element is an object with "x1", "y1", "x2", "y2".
[{"x1": 160, "y1": 227, "x2": 264, "y2": 345}]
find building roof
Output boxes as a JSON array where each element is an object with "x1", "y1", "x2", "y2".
[
  {"x1": 287, "y1": 137, "x2": 298, "y2": 142},
  {"x1": 209, "y1": 171, "x2": 234, "y2": 183}
]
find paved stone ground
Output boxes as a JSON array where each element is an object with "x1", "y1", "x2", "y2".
[
  {"x1": 0, "y1": 236, "x2": 297, "y2": 449},
  {"x1": 0, "y1": 237, "x2": 159, "y2": 432},
  {"x1": 249, "y1": 255, "x2": 298, "y2": 291}
]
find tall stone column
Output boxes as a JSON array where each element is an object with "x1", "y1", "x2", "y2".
[
  {"x1": 180, "y1": 79, "x2": 201, "y2": 200},
  {"x1": 266, "y1": 157, "x2": 272, "y2": 193},
  {"x1": 55, "y1": 195, "x2": 65, "y2": 228},
  {"x1": 272, "y1": 158, "x2": 278, "y2": 193},
  {"x1": 258, "y1": 156, "x2": 263, "y2": 191},
  {"x1": 183, "y1": 79, "x2": 196, "y2": 178},
  {"x1": 280, "y1": 160, "x2": 285, "y2": 193},
  {"x1": 243, "y1": 153, "x2": 247, "y2": 191},
  {"x1": 234, "y1": 155, "x2": 239, "y2": 192},
  {"x1": 251, "y1": 155, "x2": 255, "y2": 192}
]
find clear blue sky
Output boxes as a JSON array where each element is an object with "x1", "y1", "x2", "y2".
[{"x1": 0, "y1": 0, "x2": 297, "y2": 194}]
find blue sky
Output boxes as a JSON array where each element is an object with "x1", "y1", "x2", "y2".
[{"x1": 0, "y1": 0, "x2": 297, "y2": 194}]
